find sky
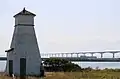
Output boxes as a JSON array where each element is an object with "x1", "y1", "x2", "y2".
[{"x1": 0, "y1": 0, "x2": 120, "y2": 57}]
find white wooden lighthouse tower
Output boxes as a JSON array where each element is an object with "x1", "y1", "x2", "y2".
[{"x1": 5, "y1": 8, "x2": 42, "y2": 76}]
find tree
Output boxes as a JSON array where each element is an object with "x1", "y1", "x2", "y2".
[
  {"x1": 63, "y1": 63, "x2": 81, "y2": 72},
  {"x1": 43, "y1": 58, "x2": 81, "y2": 72},
  {"x1": 83, "y1": 66, "x2": 93, "y2": 71}
]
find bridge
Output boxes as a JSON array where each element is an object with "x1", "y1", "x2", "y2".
[
  {"x1": 41, "y1": 51, "x2": 120, "y2": 58},
  {"x1": 41, "y1": 51, "x2": 120, "y2": 62},
  {"x1": 1, "y1": 51, "x2": 120, "y2": 62}
]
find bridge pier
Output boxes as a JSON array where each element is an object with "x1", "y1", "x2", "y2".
[
  {"x1": 91, "y1": 53, "x2": 94, "y2": 57},
  {"x1": 58, "y1": 53, "x2": 60, "y2": 57},
  {"x1": 113, "y1": 53, "x2": 115, "y2": 58},
  {"x1": 101, "y1": 53, "x2": 103, "y2": 58},
  {"x1": 66, "y1": 53, "x2": 68, "y2": 57},
  {"x1": 52, "y1": 54, "x2": 54, "y2": 57},
  {"x1": 49, "y1": 54, "x2": 52, "y2": 57},
  {"x1": 55, "y1": 54, "x2": 57, "y2": 57},
  {"x1": 44, "y1": 54, "x2": 46, "y2": 57},
  {"x1": 61, "y1": 53, "x2": 64, "y2": 57},
  {"x1": 76, "y1": 53, "x2": 79, "y2": 57},
  {"x1": 71, "y1": 53, "x2": 73, "y2": 57},
  {"x1": 45, "y1": 54, "x2": 48, "y2": 57}
]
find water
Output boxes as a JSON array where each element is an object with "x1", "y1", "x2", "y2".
[
  {"x1": 73, "y1": 62, "x2": 120, "y2": 69},
  {"x1": 0, "y1": 61, "x2": 120, "y2": 71},
  {"x1": 0, "y1": 61, "x2": 6, "y2": 72}
]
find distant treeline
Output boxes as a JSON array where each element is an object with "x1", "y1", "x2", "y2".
[
  {"x1": 43, "y1": 58, "x2": 81, "y2": 72},
  {"x1": 43, "y1": 58, "x2": 120, "y2": 72},
  {"x1": 43, "y1": 58, "x2": 93, "y2": 72}
]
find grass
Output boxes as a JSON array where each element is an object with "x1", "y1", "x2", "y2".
[
  {"x1": 44, "y1": 71, "x2": 120, "y2": 79},
  {"x1": 0, "y1": 70, "x2": 120, "y2": 79},
  {"x1": 0, "y1": 72, "x2": 40, "y2": 79}
]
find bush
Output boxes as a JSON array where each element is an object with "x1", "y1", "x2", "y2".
[{"x1": 43, "y1": 58, "x2": 81, "y2": 72}]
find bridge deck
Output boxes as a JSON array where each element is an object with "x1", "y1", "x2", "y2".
[
  {"x1": 43, "y1": 57, "x2": 120, "y2": 62},
  {"x1": 0, "y1": 57, "x2": 7, "y2": 60},
  {"x1": 1, "y1": 57, "x2": 120, "y2": 62}
]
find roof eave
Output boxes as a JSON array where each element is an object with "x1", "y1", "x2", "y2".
[{"x1": 13, "y1": 13, "x2": 36, "y2": 17}]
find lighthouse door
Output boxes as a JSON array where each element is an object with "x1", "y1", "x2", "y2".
[
  {"x1": 9, "y1": 60, "x2": 13, "y2": 76},
  {"x1": 20, "y1": 58, "x2": 26, "y2": 76}
]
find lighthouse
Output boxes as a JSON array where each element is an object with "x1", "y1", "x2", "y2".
[{"x1": 5, "y1": 8, "x2": 43, "y2": 76}]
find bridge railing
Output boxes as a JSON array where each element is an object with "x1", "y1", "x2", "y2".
[{"x1": 41, "y1": 51, "x2": 120, "y2": 58}]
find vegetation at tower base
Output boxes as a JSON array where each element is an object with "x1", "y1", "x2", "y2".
[
  {"x1": 1, "y1": 69, "x2": 120, "y2": 79},
  {"x1": 43, "y1": 58, "x2": 81, "y2": 72}
]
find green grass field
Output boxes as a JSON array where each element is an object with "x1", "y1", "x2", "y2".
[
  {"x1": 44, "y1": 71, "x2": 120, "y2": 79},
  {"x1": 0, "y1": 70, "x2": 120, "y2": 79}
]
